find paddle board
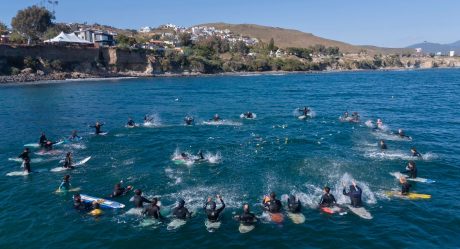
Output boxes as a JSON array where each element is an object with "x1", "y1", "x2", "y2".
[
  {"x1": 205, "y1": 220, "x2": 221, "y2": 232},
  {"x1": 390, "y1": 172, "x2": 435, "y2": 183},
  {"x1": 238, "y1": 224, "x2": 255, "y2": 233},
  {"x1": 287, "y1": 212, "x2": 305, "y2": 224},
  {"x1": 346, "y1": 205, "x2": 373, "y2": 219},
  {"x1": 167, "y1": 219, "x2": 187, "y2": 230},
  {"x1": 385, "y1": 191, "x2": 431, "y2": 200},
  {"x1": 80, "y1": 194, "x2": 125, "y2": 209},
  {"x1": 50, "y1": 156, "x2": 91, "y2": 172}
]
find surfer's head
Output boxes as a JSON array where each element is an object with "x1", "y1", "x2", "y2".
[
  {"x1": 399, "y1": 176, "x2": 407, "y2": 184},
  {"x1": 270, "y1": 192, "x2": 276, "y2": 200},
  {"x1": 66, "y1": 152, "x2": 71, "y2": 157},
  {"x1": 178, "y1": 199, "x2": 185, "y2": 208},
  {"x1": 408, "y1": 161, "x2": 416, "y2": 168},
  {"x1": 73, "y1": 193, "x2": 81, "y2": 202},
  {"x1": 324, "y1": 187, "x2": 331, "y2": 194},
  {"x1": 134, "y1": 189, "x2": 142, "y2": 196},
  {"x1": 151, "y1": 197, "x2": 158, "y2": 205},
  {"x1": 92, "y1": 202, "x2": 100, "y2": 209},
  {"x1": 209, "y1": 201, "x2": 217, "y2": 210},
  {"x1": 63, "y1": 174, "x2": 70, "y2": 181},
  {"x1": 243, "y1": 203, "x2": 250, "y2": 213}
]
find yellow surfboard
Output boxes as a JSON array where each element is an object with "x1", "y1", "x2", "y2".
[{"x1": 386, "y1": 191, "x2": 431, "y2": 200}]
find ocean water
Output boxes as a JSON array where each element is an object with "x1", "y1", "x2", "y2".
[{"x1": 0, "y1": 69, "x2": 459, "y2": 248}]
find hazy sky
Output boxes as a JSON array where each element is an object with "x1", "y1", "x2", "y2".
[{"x1": 1, "y1": 0, "x2": 459, "y2": 47}]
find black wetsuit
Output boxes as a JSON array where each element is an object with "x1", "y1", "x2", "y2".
[
  {"x1": 185, "y1": 118, "x2": 193, "y2": 125},
  {"x1": 133, "y1": 195, "x2": 151, "y2": 208},
  {"x1": 263, "y1": 199, "x2": 282, "y2": 213},
  {"x1": 235, "y1": 211, "x2": 257, "y2": 226},
  {"x1": 319, "y1": 193, "x2": 337, "y2": 207},
  {"x1": 63, "y1": 156, "x2": 73, "y2": 169},
  {"x1": 172, "y1": 203, "x2": 192, "y2": 219},
  {"x1": 380, "y1": 143, "x2": 388, "y2": 150},
  {"x1": 74, "y1": 200, "x2": 92, "y2": 211},
  {"x1": 127, "y1": 120, "x2": 135, "y2": 126},
  {"x1": 18, "y1": 151, "x2": 30, "y2": 161},
  {"x1": 343, "y1": 185, "x2": 363, "y2": 207},
  {"x1": 23, "y1": 158, "x2": 31, "y2": 173},
  {"x1": 401, "y1": 182, "x2": 412, "y2": 195},
  {"x1": 39, "y1": 135, "x2": 47, "y2": 146},
  {"x1": 401, "y1": 167, "x2": 417, "y2": 178},
  {"x1": 111, "y1": 187, "x2": 128, "y2": 197},
  {"x1": 412, "y1": 151, "x2": 422, "y2": 157},
  {"x1": 142, "y1": 204, "x2": 163, "y2": 219},
  {"x1": 204, "y1": 199, "x2": 225, "y2": 222},
  {"x1": 91, "y1": 124, "x2": 104, "y2": 134},
  {"x1": 43, "y1": 142, "x2": 56, "y2": 150},
  {"x1": 287, "y1": 197, "x2": 301, "y2": 213}
]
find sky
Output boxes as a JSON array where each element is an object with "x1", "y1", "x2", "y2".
[{"x1": 1, "y1": 0, "x2": 459, "y2": 48}]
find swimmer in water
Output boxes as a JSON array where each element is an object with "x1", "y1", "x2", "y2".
[
  {"x1": 63, "y1": 152, "x2": 74, "y2": 169},
  {"x1": 342, "y1": 180, "x2": 362, "y2": 208},
  {"x1": 212, "y1": 114, "x2": 221, "y2": 122},
  {"x1": 73, "y1": 193, "x2": 92, "y2": 211},
  {"x1": 287, "y1": 195, "x2": 301, "y2": 213},
  {"x1": 234, "y1": 203, "x2": 257, "y2": 226},
  {"x1": 39, "y1": 132, "x2": 47, "y2": 147},
  {"x1": 379, "y1": 140, "x2": 388, "y2": 150},
  {"x1": 203, "y1": 195, "x2": 225, "y2": 223},
  {"x1": 343, "y1": 111, "x2": 349, "y2": 119},
  {"x1": 127, "y1": 117, "x2": 135, "y2": 127},
  {"x1": 411, "y1": 147, "x2": 422, "y2": 157},
  {"x1": 58, "y1": 175, "x2": 71, "y2": 191},
  {"x1": 69, "y1": 130, "x2": 81, "y2": 141},
  {"x1": 399, "y1": 176, "x2": 412, "y2": 195},
  {"x1": 90, "y1": 121, "x2": 104, "y2": 135},
  {"x1": 262, "y1": 192, "x2": 282, "y2": 213},
  {"x1": 319, "y1": 186, "x2": 337, "y2": 208},
  {"x1": 184, "y1": 116, "x2": 194, "y2": 125},
  {"x1": 132, "y1": 189, "x2": 151, "y2": 208},
  {"x1": 172, "y1": 199, "x2": 192, "y2": 219},
  {"x1": 142, "y1": 197, "x2": 163, "y2": 219},
  {"x1": 89, "y1": 202, "x2": 103, "y2": 216},
  {"x1": 110, "y1": 182, "x2": 133, "y2": 198},
  {"x1": 401, "y1": 161, "x2": 417, "y2": 178}
]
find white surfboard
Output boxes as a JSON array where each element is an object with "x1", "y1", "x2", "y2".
[
  {"x1": 346, "y1": 205, "x2": 373, "y2": 219},
  {"x1": 167, "y1": 219, "x2": 187, "y2": 230},
  {"x1": 205, "y1": 220, "x2": 221, "y2": 232},
  {"x1": 24, "y1": 143, "x2": 40, "y2": 148},
  {"x1": 298, "y1": 115, "x2": 308, "y2": 120},
  {"x1": 126, "y1": 207, "x2": 143, "y2": 216},
  {"x1": 287, "y1": 212, "x2": 306, "y2": 224},
  {"x1": 8, "y1": 158, "x2": 43, "y2": 163},
  {"x1": 390, "y1": 172, "x2": 435, "y2": 183},
  {"x1": 80, "y1": 194, "x2": 125, "y2": 209},
  {"x1": 6, "y1": 171, "x2": 31, "y2": 176},
  {"x1": 238, "y1": 223, "x2": 255, "y2": 233},
  {"x1": 50, "y1": 156, "x2": 91, "y2": 172}
]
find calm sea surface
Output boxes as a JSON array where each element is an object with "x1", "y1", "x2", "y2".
[{"x1": 1, "y1": 69, "x2": 459, "y2": 248}]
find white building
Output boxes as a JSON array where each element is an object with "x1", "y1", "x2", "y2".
[
  {"x1": 139, "y1": 26, "x2": 152, "y2": 33},
  {"x1": 449, "y1": 51, "x2": 455, "y2": 57},
  {"x1": 415, "y1": 48, "x2": 422, "y2": 53}
]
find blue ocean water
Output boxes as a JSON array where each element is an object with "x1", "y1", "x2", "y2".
[{"x1": 0, "y1": 69, "x2": 459, "y2": 248}]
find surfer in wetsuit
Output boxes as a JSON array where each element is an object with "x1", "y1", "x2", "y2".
[
  {"x1": 212, "y1": 114, "x2": 221, "y2": 122},
  {"x1": 234, "y1": 204, "x2": 257, "y2": 225},
  {"x1": 395, "y1": 129, "x2": 411, "y2": 139},
  {"x1": 299, "y1": 106, "x2": 310, "y2": 116},
  {"x1": 132, "y1": 189, "x2": 151, "y2": 208},
  {"x1": 180, "y1": 153, "x2": 189, "y2": 160},
  {"x1": 63, "y1": 152, "x2": 73, "y2": 169},
  {"x1": 142, "y1": 197, "x2": 163, "y2": 219},
  {"x1": 73, "y1": 193, "x2": 92, "y2": 211},
  {"x1": 244, "y1": 112, "x2": 254, "y2": 119},
  {"x1": 411, "y1": 147, "x2": 422, "y2": 157},
  {"x1": 90, "y1": 122, "x2": 104, "y2": 135},
  {"x1": 144, "y1": 115, "x2": 153, "y2": 123},
  {"x1": 197, "y1": 150, "x2": 204, "y2": 160},
  {"x1": 379, "y1": 140, "x2": 388, "y2": 150},
  {"x1": 399, "y1": 177, "x2": 412, "y2": 195},
  {"x1": 401, "y1": 161, "x2": 417, "y2": 178},
  {"x1": 262, "y1": 192, "x2": 282, "y2": 213},
  {"x1": 342, "y1": 180, "x2": 362, "y2": 208},
  {"x1": 351, "y1": 112, "x2": 360, "y2": 122},
  {"x1": 319, "y1": 187, "x2": 337, "y2": 207},
  {"x1": 39, "y1": 132, "x2": 47, "y2": 147},
  {"x1": 203, "y1": 195, "x2": 225, "y2": 222},
  {"x1": 184, "y1": 116, "x2": 194, "y2": 125},
  {"x1": 287, "y1": 195, "x2": 301, "y2": 213},
  {"x1": 172, "y1": 199, "x2": 192, "y2": 219},
  {"x1": 43, "y1": 140, "x2": 56, "y2": 151},
  {"x1": 110, "y1": 182, "x2": 133, "y2": 198},
  {"x1": 18, "y1": 148, "x2": 30, "y2": 161},
  {"x1": 127, "y1": 117, "x2": 135, "y2": 127},
  {"x1": 59, "y1": 175, "x2": 71, "y2": 191},
  {"x1": 69, "y1": 130, "x2": 81, "y2": 141},
  {"x1": 23, "y1": 157, "x2": 31, "y2": 173}
]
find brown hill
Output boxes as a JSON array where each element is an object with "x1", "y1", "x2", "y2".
[{"x1": 199, "y1": 23, "x2": 406, "y2": 54}]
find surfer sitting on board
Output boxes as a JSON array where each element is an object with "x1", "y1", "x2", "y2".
[
  {"x1": 411, "y1": 147, "x2": 422, "y2": 158},
  {"x1": 204, "y1": 195, "x2": 226, "y2": 223},
  {"x1": 319, "y1": 187, "x2": 337, "y2": 208},
  {"x1": 172, "y1": 199, "x2": 192, "y2": 219},
  {"x1": 244, "y1": 112, "x2": 254, "y2": 119},
  {"x1": 132, "y1": 189, "x2": 151, "y2": 208},
  {"x1": 287, "y1": 195, "x2": 301, "y2": 213},
  {"x1": 69, "y1": 130, "x2": 81, "y2": 141},
  {"x1": 342, "y1": 181, "x2": 363, "y2": 208},
  {"x1": 299, "y1": 106, "x2": 310, "y2": 116},
  {"x1": 73, "y1": 193, "x2": 92, "y2": 211},
  {"x1": 399, "y1": 177, "x2": 412, "y2": 195},
  {"x1": 379, "y1": 140, "x2": 388, "y2": 150},
  {"x1": 212, "y1": 114, "x2": 221, "y2": 122},
  {"x1": 142, "y1": 197, "x2": 163, "y2": 220},
  {"x1": 234, "y1": 203, "x2": 257, "y2": 225},
  {"x1": 184, "y1": 116, "x2": 194, "y2": 125},
  {"x1": 401, "y1": 161, "x2": 417, "y2": 178},
  {"x1": 39, "y1": 132, "x2": 47, "y2": 147},
  {"x1": 58, "y1": 175, "x2": 71, "y2": 191},
  {"x1": 90, "y1": 122, "x2": 104, "y2": 135},
  {"x1": 110, "y1": 182, "x2": 133, "y2": 198},
  {"x1": 63, "y1": 152, "x2": 74, "y2": 169},
  {"x1": 127, "y1": 117, "x2": 135, "y2": 127},
  {"x1": 262, "y1": 192, "x2": 282, "y2": 213}
]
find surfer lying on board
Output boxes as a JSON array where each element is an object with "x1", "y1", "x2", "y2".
[
  {"x1": 399, "y1": 177, "x2": 412, "y2": 195},
  {"x1": 142, "y1": 197, "x2": 163, "y2": 220},
  {"x1": 63, "y1": 152, "x2": 74, "y2": 169},
  {"x1": 287, "y1": 195, "x2": 301, "y2": 213},
  {"x1": 172, "y1": 199, "x2": 192, "y2": 219},
  {"x1": 319, "y1": 187, "x2": 337, "y2": 208},
  {"x1": 110, "y1": 182, "x2": 133, "y2": 198},
  {"x1": 39, "y1": 132, "x2": 47, "y2": 147},
  {"x1": 184, "y1": 116, "x2": 194, "y2": 125},
  {"x1": 379, "y1": 140, "x2": 388, "y2": 150},
  {"x1": 299, "y1": 106, "x2": 310, "y2": 116},
  {"x1": 234, "y1": 204, "x2": 257, "y2": 225},
  {"x1": 395, "y1": 129, "x2": 411, "y2": 139},
  {"x1": 58, "y1": 175, "x2": 71, "y2": 191},
  {"x1": 342, "y1": 181, "x2": 363, "y2": 208},
  {"x1": 69, "y1": 130, "x2": 81, "y2": 141},
  {"x1": 73, "y1": 193, "x2": 92, "y2": 211},
  {"x1": 127, "y1": 117, "x2": 135, "y2": 127},
  {"x1": 90, "y1": 121, "x2": 104, "y2": 135},
  {"x1": 411, "y1": 147, "x2": 422, "y2": 158},
  {"x1": 132, "y1": 189, "x2": 151, "y2": 208},
  {"x1": 262, "y1": 192, "x2": 282, "y2": 213},
  {"x1": 204, "y1": 195, "x2": 225, "y2": 222},
  {"x1": 401, "y1": 161, "x2": 417, "y2": 178}
]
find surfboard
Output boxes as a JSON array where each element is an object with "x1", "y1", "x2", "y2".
[
  {"x1": 287, "y1": 212, "x2": 305, "y2": 224},
  {"x1": 24, "y1": 143, "x2": 40, "y2": 148},
  {"x1": 390, "y1": 172, "x2": 435, "y2": 183},
  {"x1": 8, "y1": 158, "x2": 43, "y2": 163},
  {"x1": 346, "y1": 205, "x2": 373, "y2": 219},
  {"x1": 385, "y1": 191, "x2": 431, "y2": 200},
  {"x1": 205, "y1": 219, "x2": 221, "y2": 232},
  {"x1": 239, "y1": 223, "x2": 255, "y2": 233},
  {"x1": 167, "y1": 219, "x2": 187, "y2": 230},
  {"x1": 269, "y1": 212, "x2": 284, "y2": 223},
  {"x1": 35, "y1": 150, "x2": 63, "y2": 156},
  {"x1": 6, "y1": 171, "x2": 31, "y2": 176},
  {"x1": 126, "y1": 207, "x2": 143, "y2": 216},
  {"x1": 298, "y1": 115, "x2": 308, "y2": 120},
  {"x1": 96, "y1": 132, "x2": 108, "y2": 136},
  {"x1": 55, "y1": 187, "x2": 81, "y2": 193},
  {"x1": 80, "y1": 194, "x2": 125, "y2": 209},
  {"x1": 50, "y1": 156, "x2": 91, "y2": 172},
  {"x1": 139, "y1": 218, "x2": 162, "y2": 227}
]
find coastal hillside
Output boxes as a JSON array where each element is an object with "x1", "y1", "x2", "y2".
[
  {"x1": 407, "y1": 41, "x2": 460, "y2": 54},
  {"x1": 199, "y1": 23, "x2": 406, "y2": 54}
]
